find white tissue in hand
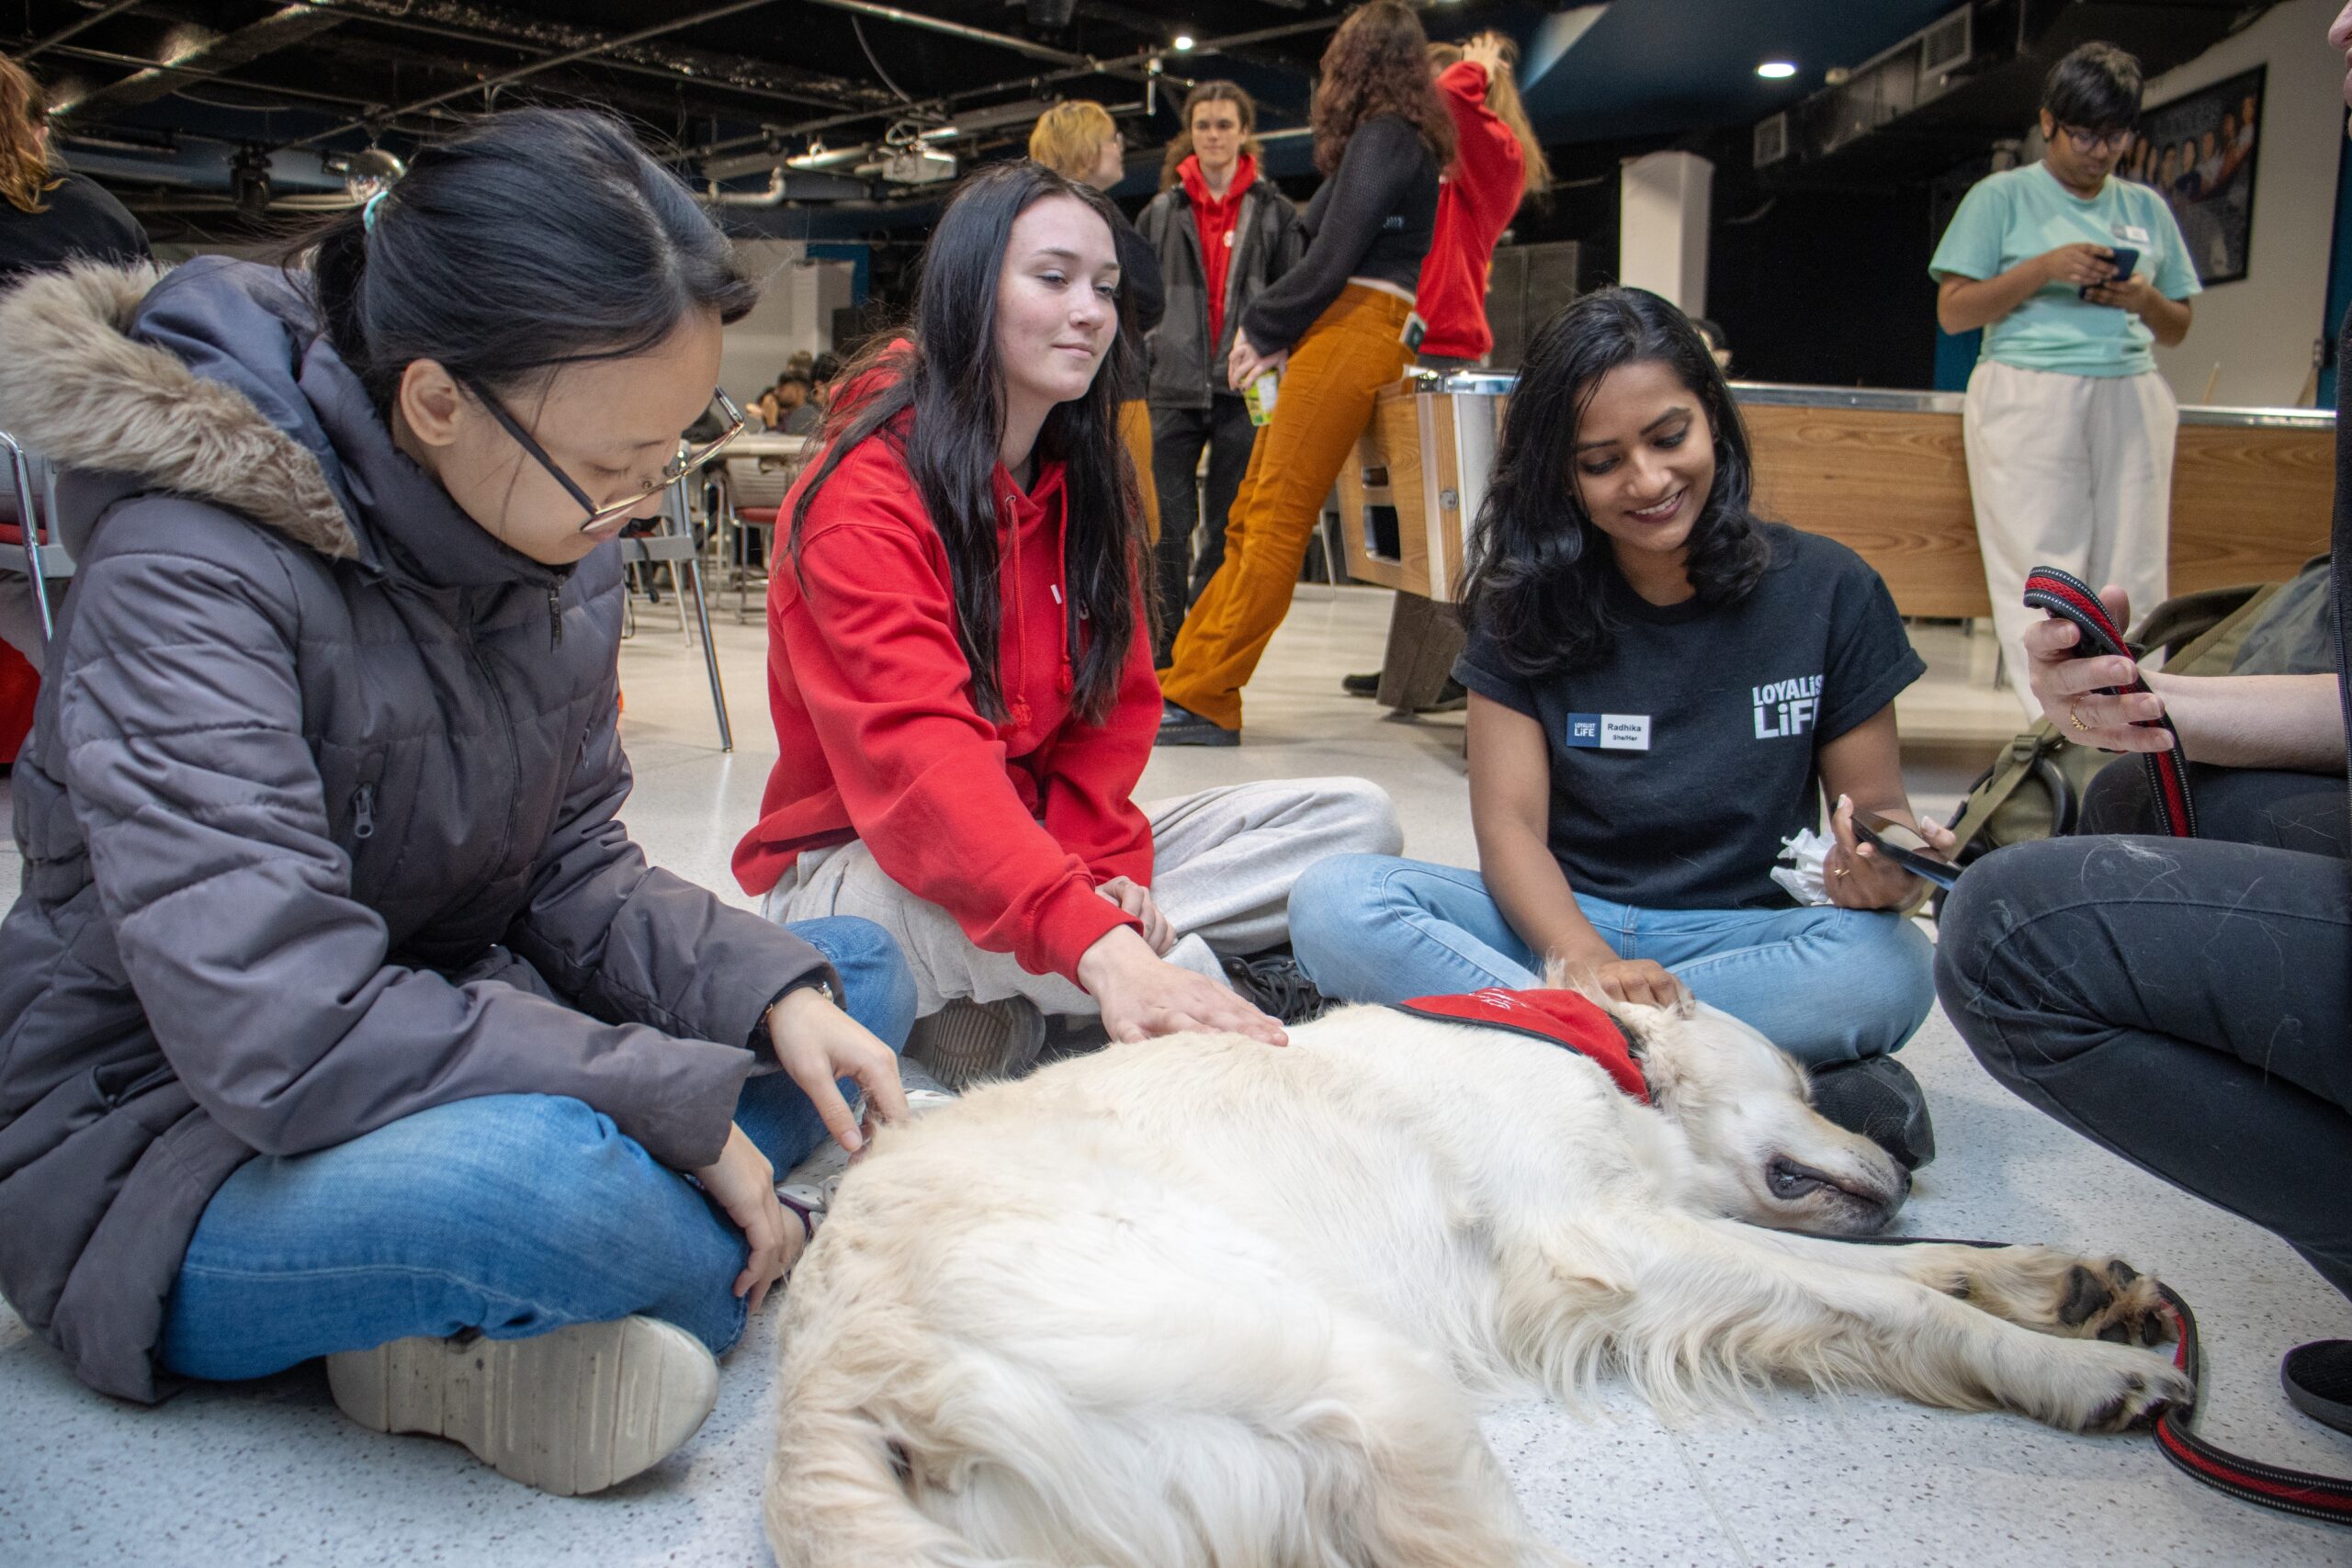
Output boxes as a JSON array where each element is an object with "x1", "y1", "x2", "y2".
[{"x1": 1771, "y1": 827, "x2": 1837, "y2": 908}]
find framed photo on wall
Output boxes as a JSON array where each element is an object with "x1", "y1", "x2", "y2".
[{"x1": 2121, "y1": 65, "x2": 2264, "y2": 287}]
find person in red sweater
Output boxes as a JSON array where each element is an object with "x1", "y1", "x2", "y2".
[
  {"x1": 1414, "y1": 32, "x2": 1551, "y2": 367},
  {"x1": 1345, "y1": 29, "x2": 1555, "y2": 710},
  {"x1": 732, "y1": 161, "x2": 1399, "y2": 1084}
]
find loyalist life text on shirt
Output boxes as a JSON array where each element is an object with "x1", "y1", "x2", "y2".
[{"x1": 1752, "y1": 673, "x2": 1825, "y2": 739}]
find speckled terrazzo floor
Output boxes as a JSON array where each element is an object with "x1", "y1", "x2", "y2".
[{"x1": 3, "y1": 586, "x2": 2346, "y2": 1566}]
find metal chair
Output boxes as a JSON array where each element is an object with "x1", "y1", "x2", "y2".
[
  {"x1": 1, "y1": 430, "x2": 72, "y2": 647},
  {"x1": 616, "y1": 474, "x2": 732, "y2": 751},
  {"x1": 717, "y1": 438, "x2": 810, "y2": 623}
]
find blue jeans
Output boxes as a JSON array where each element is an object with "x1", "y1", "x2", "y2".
[
  {"x1": 1289, "y1": 856, "x2": 1933, "y2": 1066},
  {"x1": 159, "y1": 918, "x2": 915, "y2": 1380}
]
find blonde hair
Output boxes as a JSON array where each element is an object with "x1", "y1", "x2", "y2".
[
  {"x1": 1028, "y1": 101, "x2": 1118, "y2": 181},
  {"x1": 1158, "y1": 81, "x2": 1263, "y2": 191},
  {"x1": 1429, "y1": 39, "x2": 1552, "y2": 200},
  {"x1": 1, "y1": 52, "x2": 61, "y2": 215}
]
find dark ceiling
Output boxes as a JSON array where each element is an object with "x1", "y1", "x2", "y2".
[
  {"x1": 6, "y1": 1, "x2": 1993, "y2": 212},
  {"x1": 3, "y1": 0, "x2": 2276, "y2": 236}
]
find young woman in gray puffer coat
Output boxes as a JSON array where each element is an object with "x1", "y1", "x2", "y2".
[{"x1": 0, "y1": 109, "x2": 919, "y2": 1495}]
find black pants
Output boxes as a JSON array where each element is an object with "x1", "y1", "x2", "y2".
[
  {"x1": 1149, "y1": 397, "x2": 1256, "y2": 666},
  {"x1": 1936, "y1": 758, "x2": 2352, "y2": 1301}
]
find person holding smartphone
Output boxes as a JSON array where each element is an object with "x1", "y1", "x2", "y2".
[
  {"x1": 1286, "y1": 290, "x2": 1952, "y2": 1171},
  {"x1": 1930, "y1": 41, "x2": 2198, "y2": 713},
  {"x1": 1934, "y1": 3, "x2": 2352, "y2": 1442}
]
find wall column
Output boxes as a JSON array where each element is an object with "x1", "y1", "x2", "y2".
[{"x1": 1619, "y1": 150, "x2": 1713, "y2": 316}]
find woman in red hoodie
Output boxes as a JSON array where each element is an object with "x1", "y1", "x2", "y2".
[
  {"x1": 1345, "y1": 30, "x2": 1554, "y2": 709},
  {"x1": 733, "y1": 161, "x2": 1398, "y2": 1083},
  {"x1": 1416, "y1": 32, "x2": 1551, "y2": 368}
]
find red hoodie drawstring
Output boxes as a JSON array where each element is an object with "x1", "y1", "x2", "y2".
[{"x1": 1003, "y1": 473, "x2": 1034, "y2": 732}]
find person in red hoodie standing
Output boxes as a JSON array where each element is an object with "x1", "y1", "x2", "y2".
[
  {"x1": 733, "y1": 161, "x2": 1398, "y2": 1086},
  {"x1": 1414, "y1": 33, "x2": 1550, "y2": 369},
  {"x1": 1345, "y1": 29, "x2": 1554, "y2": 711},
  {"x1": 1136, "y1": 83, "x2": 1305, "y2": 665}
]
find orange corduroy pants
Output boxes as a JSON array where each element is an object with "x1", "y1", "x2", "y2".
[
  {"x1": 1158, "y1": 285, "x2": 1412, "y2": 730},
  {"x1": 1117, "y1": 398, "x2": 1161, "y2": 543}
]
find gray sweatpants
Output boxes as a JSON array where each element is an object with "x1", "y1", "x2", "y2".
[{"x1": 760, "y1": 776, "x2": 1402, "y2": 1018}]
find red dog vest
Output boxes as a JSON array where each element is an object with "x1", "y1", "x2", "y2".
[{"x1": 1390, "y1": 988, "x2": 1650, "y2": 1104}]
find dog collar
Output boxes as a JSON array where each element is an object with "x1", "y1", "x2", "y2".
[{"x1": 1389, "y1": 988, "x2": 1649, "y2": 1103}]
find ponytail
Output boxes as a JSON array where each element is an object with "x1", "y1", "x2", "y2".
[{"x1": 287, "y1": 107, "x2": 760, "y2": 414}]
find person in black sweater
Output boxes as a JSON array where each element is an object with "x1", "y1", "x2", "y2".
[
  {"x1": 0, "y1": 53, "x2": 150, "y2": 293},
  {"x1": 1157, "y1": 0, "x2": 1452, "y2": 745},
  {"x1": 2, "y1": 51, "x2": 153, "y2": 669},
  {"x1": 1932, "y1": 0, "x2": 2352, "y2": 1438}
]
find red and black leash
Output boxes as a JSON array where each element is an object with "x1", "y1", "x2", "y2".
[
  {"x1": 2020, "y1": 564, "x2": 2198, "y2": 838},
  {"x1": 1846, "y1": 1236, "x2": 2350, "y2": 1523},
  {"x1": 2153, "y1": 1284, "x2": 2352, "y2": 1525}
]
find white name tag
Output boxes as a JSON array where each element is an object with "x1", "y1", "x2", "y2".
[
  {"x1": 1566, "y1": 712, "x2": 1651, "y2": 750},
  {"x1": 2117, "y1": 223, "x2": 2152, "y2": 244}
]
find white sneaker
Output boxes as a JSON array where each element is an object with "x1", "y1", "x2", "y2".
[
  {"x1": 325, "y1": 1315, "x2": 718, "y2": 1495},
  {"x1": 776, "y1": 1075, "x2": 957, "y2": 1219}
]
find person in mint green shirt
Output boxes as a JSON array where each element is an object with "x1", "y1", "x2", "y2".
[{"x1": 1928, "y1": 41, "x2": 2198, "y2": 713}]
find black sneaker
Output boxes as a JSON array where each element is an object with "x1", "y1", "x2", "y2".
[
  {"x1": 1810, "y1": 1055, "x2": 1936, "y2": 1171},
  {"x1": 1341, "y1": 671, "x2": 1380, "y2": 698},
  {"x1": 2282, "y1": 1339, "x2": 2352, "y2": 1435},
  {"x1": 1157, "y1": 699, "x2": 1238, "y2": 748},
  {"x1": 1221, "y1": 952, "x2": 1329, "y2": 1025}
]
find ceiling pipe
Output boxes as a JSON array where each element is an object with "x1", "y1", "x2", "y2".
[
  {"x1": 18, "y1": 0, "x2": 146, "y2": 61},
  {"x1": 303, "y1": 0, "x2": 874, "y2": 113},
  {"x1": 802, "y1": 0, "x2": 1093, "y2": 70},
  {"x1": 277, "y1": 0, "x2": 786, "y2": 151},
  {"x1": 684, "y1": 14, "x2": 1336, "y2": 166}
]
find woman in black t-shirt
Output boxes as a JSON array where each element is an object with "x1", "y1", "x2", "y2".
[{"x1": 1290, "y1": 288, "x2": 1954, "y2": 1168}]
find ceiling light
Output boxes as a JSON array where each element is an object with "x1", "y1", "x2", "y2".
[
  {"x1": 1757, "y1": 61, "x2": 1797, "y2": 80},
  {"x1": 1173, "y1": 34, "x2": 1195, "y2": 51}
]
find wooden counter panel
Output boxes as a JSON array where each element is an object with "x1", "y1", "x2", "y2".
[
  {"x1": 2168, "y1": 424, "x2": 2332, "y2": 590},
  {"x1": 1744, "y1": 406, "x2": 1989, "y2": 617},
  {"x1": 1340, "y1": 391, "x2": 2331, "y2": 619}
]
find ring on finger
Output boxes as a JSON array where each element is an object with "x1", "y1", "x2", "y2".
[
  {"x1": 2068, "y1": 706, "x2": 2088, "y2": 731},
  {"x1": 1831, "y1": 866, "x2": 1850, "y2": 878}
]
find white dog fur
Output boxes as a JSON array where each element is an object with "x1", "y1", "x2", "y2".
[{"x1": 764, "y1": 994, "x2": 2188, "y2": 1567}]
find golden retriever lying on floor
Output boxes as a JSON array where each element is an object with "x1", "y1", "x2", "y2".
[{"x1": 764, "y1": 993, "x2": 2187, "y2": 1567}]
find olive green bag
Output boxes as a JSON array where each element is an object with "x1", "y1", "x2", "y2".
[{"x1": 1940, "y1": 581, "x2": 2289, "y2": 872}]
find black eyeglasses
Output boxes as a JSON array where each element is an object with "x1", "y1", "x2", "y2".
[
  {"x1": 465, "y1": 380, "x2": 746, "y2": 534},
  {"x1": 2059, "y1": 124, "x2": 2133, "y2": 155}
]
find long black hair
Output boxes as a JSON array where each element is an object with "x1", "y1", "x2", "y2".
[
  {"x1": 789, "y1": 160, "x2": 1146, "y2": 727},
  {"x1": 1458, "y1": 287, "x2": 1770, "y2": 679},
  {"x1": 297, "y1": 108, "x2": 759, "y2": 414}
]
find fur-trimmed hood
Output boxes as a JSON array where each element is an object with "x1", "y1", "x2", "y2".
[
  {"x1": 0, "y1": 257, "x2": 558, "y2": 592},
  {"x1": 0, "y1": 259, "x2": 356, "y2": 559}
]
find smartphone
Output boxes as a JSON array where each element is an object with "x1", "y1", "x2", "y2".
[
  {"x1": 1852, "y1": 809, "x2": 1962, "y2": 891},
  {"x1": 2081, "y1": 244, "x2": 2141, "y2": 299}
]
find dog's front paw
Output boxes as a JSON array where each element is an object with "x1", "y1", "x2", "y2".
[
  {"x1": 2054, "y1": 1342, "x2": 2194, "y2": 1435},
  {"x1": 2045, "y1": 1257, "x2": 2171, "y2": 1348},
  {"x1": 1932, "y1": 1246, "x2": 2173, "y2": 1347}
]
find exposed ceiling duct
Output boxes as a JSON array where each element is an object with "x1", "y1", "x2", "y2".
[{"x1": 1750, "y1": 0, "x2": 2275, "y2": 186}]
